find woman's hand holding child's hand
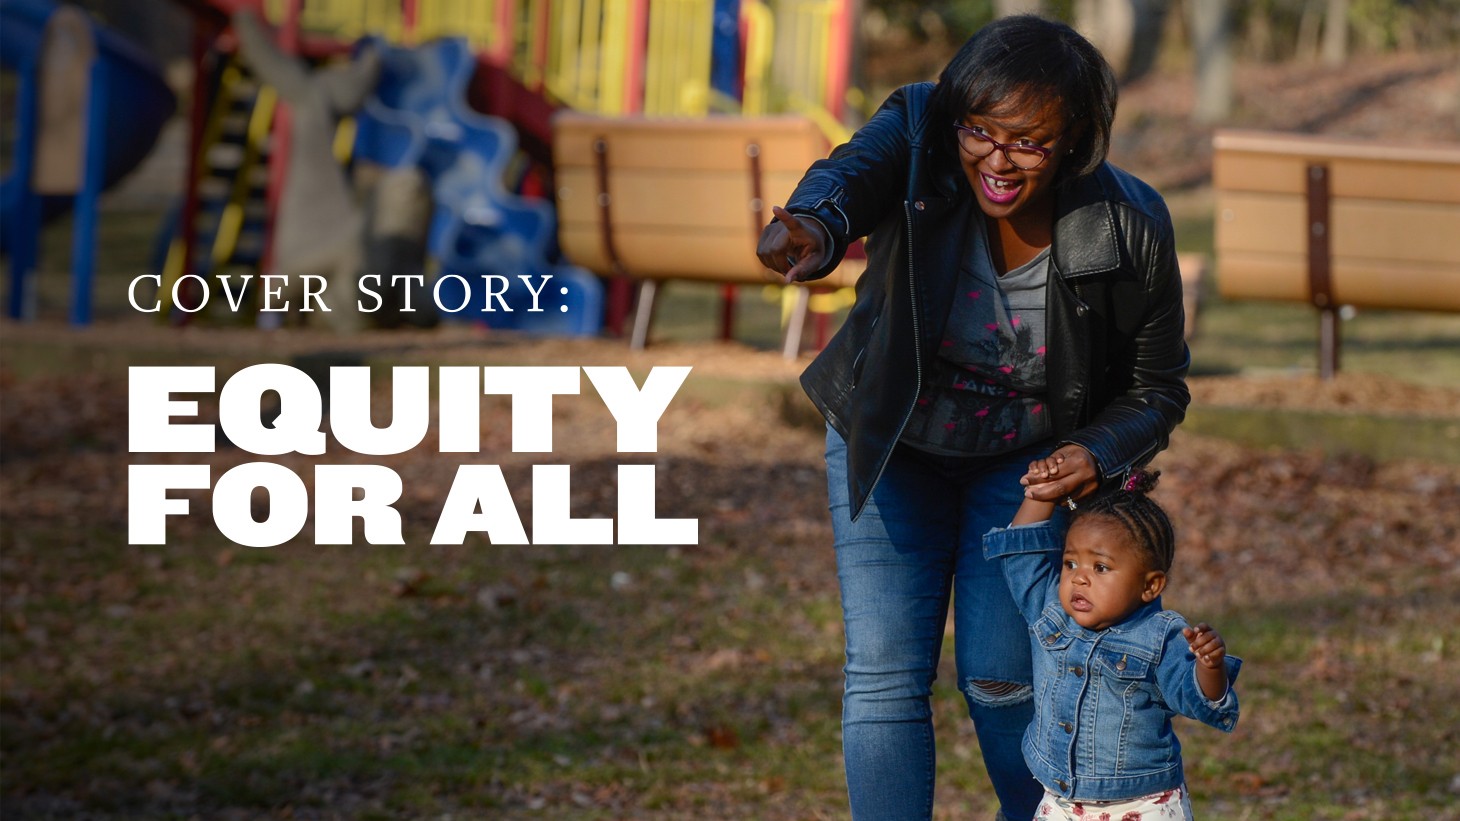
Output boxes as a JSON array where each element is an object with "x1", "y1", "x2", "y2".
[
  {"x1": 1020, "y1": 444, "x2": 1100, "y2": 506},
  {"x1": 1182, "y1": 623, "x2": 1230, "y2": 701}
]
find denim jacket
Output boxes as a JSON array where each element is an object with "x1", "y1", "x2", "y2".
[{"x1": 983, "y1": 520, "x2": 1241, "y2": 801}]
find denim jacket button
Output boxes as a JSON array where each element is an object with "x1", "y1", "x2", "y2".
[
  {"x1": 1059, "y1": 721, "x2": 1073, "y2": 733},
  {"x1": 1057, "y1": 779, "x2": 1068, "y2": 793},
  {"x1": 1070, "y1": 665, "x2": 1084, "y2": 677}
]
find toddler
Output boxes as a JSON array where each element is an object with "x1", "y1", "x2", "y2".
[{"x1": 982, "y1": 463, "x2": 1240, "y2": 820}]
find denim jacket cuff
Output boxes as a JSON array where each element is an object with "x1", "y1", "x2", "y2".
[
  {"x1": 1196, "y1": 655, "x2": 1242, "y2": 732},
  {"x1": 983, "y1": 519, "x2": 1064, "y2": 560}
]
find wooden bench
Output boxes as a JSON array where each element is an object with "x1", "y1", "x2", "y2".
[
  {"x1": 552, "y1": 112, "x2": 863, "y2": 357},
  {"x1": 1213, "y1": 130, "x2": 1460, "y2": 377}
]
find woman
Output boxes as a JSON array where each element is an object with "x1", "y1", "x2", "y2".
[{"x1": 756, "y1": 15, "x2": 1190, "y2": 821}]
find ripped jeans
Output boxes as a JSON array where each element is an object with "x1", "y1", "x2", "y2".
[{"x1": 827, "y1": 425, "x2": 1045, "y2": 821}]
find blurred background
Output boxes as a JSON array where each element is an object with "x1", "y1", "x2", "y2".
[{"x1": 2, "y1": 1, "x2": 1458, "y2": 818}]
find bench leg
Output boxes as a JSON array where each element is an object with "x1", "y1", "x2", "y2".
[
  {"x1": 606, "y1": 277, "x2": 635, "y2": 337},
  {"x1": 630, "y1": 280, "x2": 657, "y2": 351},
  {"x1": 719, "y1": 284, "x2": 738, "y2": 342},
  {"x1": 1318, "y1": 306, "x2": 1341, "y2": 380},
  {"x1": 782, "y1": 286, "x2": 810, "y2": 360}
]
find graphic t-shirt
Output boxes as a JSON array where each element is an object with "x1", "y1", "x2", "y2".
[{"x1": 900, "y1": 216, "x2": 1052, "y2": 455}]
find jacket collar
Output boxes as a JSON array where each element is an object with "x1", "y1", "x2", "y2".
[
  {"x1": 1051, "y1": 168, "x2": 1123, "y2": 279},
  {"x1": 1045, "y1": 598, "x2": 1168, "y2": 660}
]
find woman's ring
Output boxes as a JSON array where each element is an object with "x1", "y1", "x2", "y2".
[{"x1": 1063, "y1": 497, "x2": 1078, "y2": 511}]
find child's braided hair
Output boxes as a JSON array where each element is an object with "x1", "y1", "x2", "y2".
[{"x1": 1076, "y1": 468, "x2": 1175, "y2": 572}]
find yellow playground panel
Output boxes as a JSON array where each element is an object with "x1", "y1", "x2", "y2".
[
  {"x1": 642, "y1": 0, "x2": 714, "y2": 115},
  {"x1": 263, "y1": 0, "x2": 509, "y2": 51},
  {"x1": 260, "y1": 0, "x2": 854, "y2": 132}
]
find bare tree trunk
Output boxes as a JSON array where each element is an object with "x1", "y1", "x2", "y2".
[
  {"x1": 1322, "y1": 0, "x2": 1350, "y2": 65},
  {"x1": 1126, "y1": 0, "x2": 1168, "y2": 81},
  {"x1": 1077, "y1": 0, "x2": 1136, "y2": 79},
  {"x1": 1187, "y1": 0, "x2": 1233, "y2": 123},
  {"x1": 995, "y1": 0, "x2": 1044, "y2": 15},
  {"x1": 1297, "y1": 0, "x2": 1323, "y2": 61},
  {"x1": 1075, "y1": 0, "x2": 1167, "y2": 82},
  {"x1": 1245, "y1": 9, "x2": 1273, "y2": 61}
]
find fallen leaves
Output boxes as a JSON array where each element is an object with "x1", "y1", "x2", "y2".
[{"x1": 3, "y1": 323, "x2": 1459, "y2": 817}]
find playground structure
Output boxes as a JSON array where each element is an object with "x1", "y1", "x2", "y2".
[
  {"x1": 349, "y1": 33, "x2": 603, "y2": 333},
  {"x1": 3, "y1": 0, "x2": 860, "y2": 339},
  {"x1": 0, "y1": 0, "x2": 177, "y2": 324},
  {"x1": 144, "y1": 0, "x2": 860, "y2": 341}
]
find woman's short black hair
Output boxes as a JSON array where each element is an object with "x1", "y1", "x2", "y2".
[{"x1": 928, "y1": 15, "x2": 1118, "y2": 181}]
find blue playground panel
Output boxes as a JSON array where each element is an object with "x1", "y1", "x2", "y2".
[
  {"x1": 1, "y1": 0, "x2": 175, "y2": 323},
  {"x1": 353, "y1": 36, "x2": 601, "y2": 336}
]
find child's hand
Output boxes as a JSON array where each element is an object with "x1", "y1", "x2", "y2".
[
  {"x1": 1010, "y1": 456, "x2": 1062, "y2": 525},
  {"x1": 1183, "y1": 623, "x2": 1230, "y2": 701},
  {"x1": 1020, "y1": 445, "x2": 1099, "y2": 509},
  {"x1": 1183, "y1": 623, "x2": 1226, "y2": 669},
  {"x1": 1020, "y1": 454, "x2": 1066, "y2": 487}
]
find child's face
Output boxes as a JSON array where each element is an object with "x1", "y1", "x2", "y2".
[{"x1": 1059, "y1": 518, "x2": 1167, "y2": 631}]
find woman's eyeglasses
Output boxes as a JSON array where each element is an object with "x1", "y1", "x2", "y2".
[{"x1": 953, "y1": 123, "x2": 1053, "y2": 170}]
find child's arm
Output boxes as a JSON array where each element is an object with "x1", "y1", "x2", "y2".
[
  {"x1": 1182, "y1": 623, "x2": 1229, "y2": 701},
  {"x1": 982, "y1": 458, "x2": 1069, "y2": 625},
  {"x1": 1156, "y1": 616, "x2": 1238, "y2": 724},
  {"x1": 1157, "y1": 618, "x2": 1241, "y2": 733},
  {"x1": 1010, "y1": 496, "x2": 1057, "y2": 526}
]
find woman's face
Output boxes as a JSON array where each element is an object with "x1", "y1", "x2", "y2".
[{"x1": 957, "y1": 94, "x2": 1071, "y2": 228}]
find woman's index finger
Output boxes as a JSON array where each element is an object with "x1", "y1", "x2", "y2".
[{"x1": 771, "y1": 205, "x2": 808, "y2": 235}]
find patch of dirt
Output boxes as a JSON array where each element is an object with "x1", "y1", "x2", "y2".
[{"x1": 1188, "y1": 372, "x2": 1460, "y2": 418}]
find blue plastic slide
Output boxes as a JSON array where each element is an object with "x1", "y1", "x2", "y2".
[
  {"x1": 353, "y1": 36, "x2": 602, "y2": 336},
  {"x1": 1, "y1": 0, "x2": 175, "y2": 322}
]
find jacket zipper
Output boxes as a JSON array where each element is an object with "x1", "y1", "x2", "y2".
[
  {"x1": 1068, "y1": 278, "x2": 1091, "y2": 424},
  {"x1": 860, "y1": 201, "x2": 924, "y2": 515},
  {"x1": 904, "y1": 201, "x2": 923, "y2": 404}
]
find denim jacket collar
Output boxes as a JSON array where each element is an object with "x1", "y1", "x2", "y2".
[{"x1": 1032, "y1": 598, "x2": 1170, "y2": 663}]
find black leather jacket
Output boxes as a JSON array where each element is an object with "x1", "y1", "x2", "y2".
[{"x1": 787, "y1": 83, "x2": 1190, "y2": 520}]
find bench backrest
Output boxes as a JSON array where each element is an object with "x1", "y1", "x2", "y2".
[
  {"x1": 1213, "y1": 130, "x2": 1460, "y2": 311},
  {"x1": 553, "y1": 112, "x2": 862, "y2": 289}
]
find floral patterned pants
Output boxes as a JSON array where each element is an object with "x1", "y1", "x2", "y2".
[{"x1": 1036, "y1": 784, "x2": 1194, "y2": 820}]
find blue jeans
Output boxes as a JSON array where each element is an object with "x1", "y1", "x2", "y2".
[{"x1": 826, "y1": 425, "x2": 1044, "y2": 821}]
